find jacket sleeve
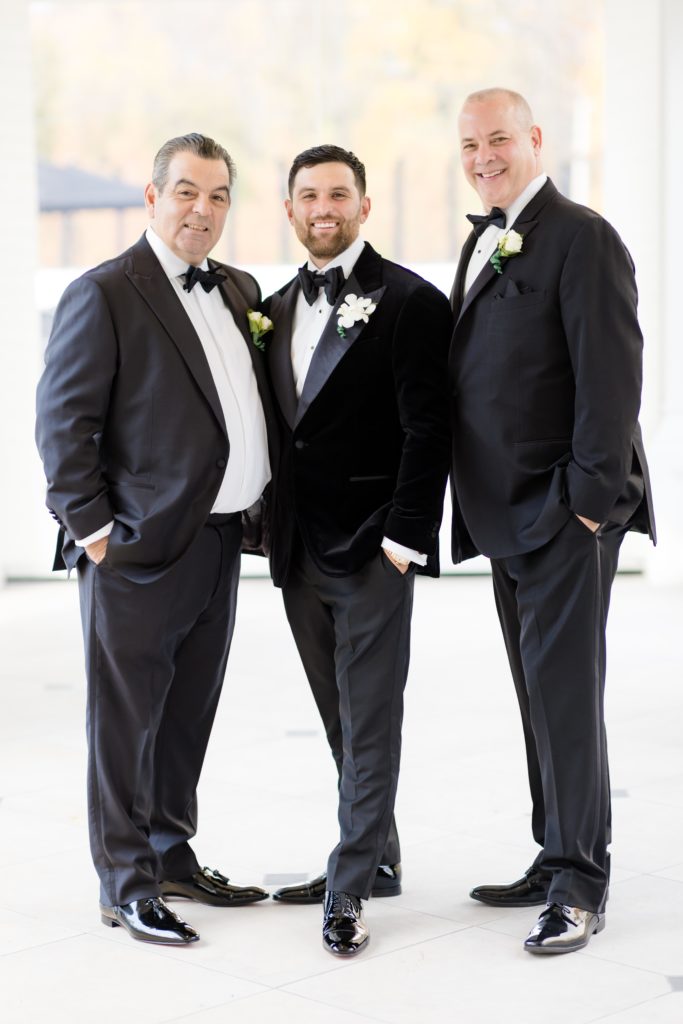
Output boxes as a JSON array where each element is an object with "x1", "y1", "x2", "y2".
[
  {"x1": 559, "y1": 217, "x2": 644, "y2": 522},
  {"x1": 35, "y1": 276, "x2": 117, "y2": 540},
  {"x1": 383, "y1": 282, "x2": 453, "y2": 554}
]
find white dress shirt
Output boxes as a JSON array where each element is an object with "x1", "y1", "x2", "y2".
[
  {"x1": 75, "y1": 228, "x2": 270, "y2": 546},
  {"x1": 291, "y1": 235, "x2": 365, "y2": 397},
  {"x1": 464, "y1": 173, "x2": 547, "y2": 295},
  {"x1": 291, "y1": 236, "x2": 426, "y2": 566}
]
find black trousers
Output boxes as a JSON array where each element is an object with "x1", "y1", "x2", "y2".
[
  {"x1": 491, "y1": 516, "x2": 628, "y2": 913},
  {"x1": 77, "y1": 515, "x2": 242, "y2": 907},
  {"x1": 282, "y1": 548, "x2": 414, "y2": 898}
]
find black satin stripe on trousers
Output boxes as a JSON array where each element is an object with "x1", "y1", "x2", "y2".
[{"x1": 282, "y1": 548, "x2": 413, "y2": 899}]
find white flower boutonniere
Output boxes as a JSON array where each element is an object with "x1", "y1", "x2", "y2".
[
  {"x1": 490, "y1": 229, "x2": 524, "y2": 275},
  {"x1": 336, "y1": 294, "x2": 377, "y2": 338},
  {"x1": 247, "y1": 309, "x2": 273, "y2": 350}
]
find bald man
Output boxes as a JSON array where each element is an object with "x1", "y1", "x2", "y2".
[{"x1": 448, "y1": 88, "x2": 655, "y2": 953}]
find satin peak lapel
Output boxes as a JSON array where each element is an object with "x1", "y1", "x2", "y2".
[
  {"x1": 218, "y1": 271, "x2": 252, "y2": 348},
  {"x1": 457, "y1": 251, "x2": 497, "y2": 324},
  {"x1": 450, "y1": 232, "x2": 476, "y2": 318},
  {"x1": 126, "y1": 246, "x2": 227, "y2": 435},
  {"x1": 217, "y1": 271, "x2": 269, "y2": 395},
  {"x1": 295, "y1": 273, "x2": 386, "y2": 427}
]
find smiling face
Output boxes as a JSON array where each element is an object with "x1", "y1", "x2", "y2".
[
  {"x1": 459, "y1": 94, "x2": 542, "y2": 211},
  {"x1": 285, "y1": 162, "x2": 370, "y2": 268},
  {"x1": 144, "y1": 151, "x2": 231, "y2": 265}
]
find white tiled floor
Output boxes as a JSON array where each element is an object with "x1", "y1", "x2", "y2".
[{"x1": 0, "y1": 572, "x2": 681, "y2": 1023}]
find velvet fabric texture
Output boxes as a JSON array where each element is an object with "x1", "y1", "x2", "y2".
[{"x1": 266, "y1": 242, "x2": 453, "y2": 586}]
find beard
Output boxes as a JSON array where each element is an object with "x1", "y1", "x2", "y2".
[{"x1": 296, "y1": 219, "x2": 359, "y2": 261}]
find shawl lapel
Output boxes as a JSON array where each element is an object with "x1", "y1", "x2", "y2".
[
  {"x1": 295, "y1": 265, "x2": 386, "y2": 427},
  {"x1": 268, "y1": 284, "x2": 299, "y2": 429}
]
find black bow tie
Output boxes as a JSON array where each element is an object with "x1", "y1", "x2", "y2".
[
  {"x1": 466, "y1": 206, "x2": 507, "y2": 238},
  {"x1": 297, "y1": 264, "x2": 346, "y2": 306},
  {"x1": 183, "y1": 265, "x2": 227, "y2": 293}
]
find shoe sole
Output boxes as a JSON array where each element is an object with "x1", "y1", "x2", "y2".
[
  {"x1": 371, "y1": 883, "x2": 401, "y2": 898},
  {"x1": 100, "y1": 912, "x2": 199, "y2": 944},
  {"x1": 160, "y1": 889, "x2": 269, "y2": 907},
  {"x1": 322, "y1": 936, "x2": 370, "y2": 957},
  {"x1": 273, "y1": 883, "x2": 401, "y2": 904},
  {"x1": 272, "y1": 893, "x2": 323, "y2": 904},
  {"x1": 524, "y1": 916, "x2": 605, "y2": 955},
  {"x1": 470, "y1": 892, "x2": 548, "y2": 908}
]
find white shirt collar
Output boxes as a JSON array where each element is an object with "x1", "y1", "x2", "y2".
[
  {"x1": 306, "y1": 235, "x2": 365, "y2": 280},
  {"x1": 145, "y1": 225, "x2": 210, "y2": 279},
  {"x1": 502, "y1": 173, "x2": 547, "y2": 229}
]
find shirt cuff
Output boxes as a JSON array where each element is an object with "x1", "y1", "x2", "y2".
[
  {"x1": 74, "y1": 521, "x2": 114, "y2": 547},
  {"x1": 382, "y1": 537, "x2": 427, "y2": 566}
]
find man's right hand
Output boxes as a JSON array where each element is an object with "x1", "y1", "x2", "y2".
[{"x1": 85, "y1": 537, "x2": 109, "y2": 564}]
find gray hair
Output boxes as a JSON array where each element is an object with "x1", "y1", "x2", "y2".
[{"x1": 152, "y1": 133, "x2": 236, "y2": 193}]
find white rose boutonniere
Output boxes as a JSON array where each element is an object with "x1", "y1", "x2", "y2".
[
  {"x1": 336, "y1": 294, "x2": 377, "y2": 338},
  {"x1": 490, "y1": 229, "x2": 524, "y2": 275},
  {"x1": 247, "y1": 309, "x2": 273, "y2": 350}
]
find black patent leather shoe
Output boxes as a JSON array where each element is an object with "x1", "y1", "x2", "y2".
[
  {"x1": 322, "y1": 890, "x2": 369, "y2": 956},
  {"x1": 469, "y1": 866, "x2": 550, "y2": 907},
  {"x1": 272, "y1": 863, "x2": 401, "y2": 903},
  {"x1": 160, "y1": 866, "x2": 268, "y2": 907},
  {"x1": 524, "y1": 902, "x2": 605, "y2": 954},
  {"x1": 373, "y1": 862, "x2": 402, "y2": 896},
  {"x1": 100, "y1": 896, "x2": 199, "y2": 945}
]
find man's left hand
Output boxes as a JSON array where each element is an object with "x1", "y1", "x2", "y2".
[{"x1": 382, "y1": 547, "x2": 410, "y2": 574}]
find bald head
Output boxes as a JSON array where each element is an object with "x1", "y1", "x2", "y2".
[
  {"x1": 462, "y1": 88, "x2": 535, "y2": 131},
  {"x1": 458, "y1": 87, "x2": 542, "y2": 211}
]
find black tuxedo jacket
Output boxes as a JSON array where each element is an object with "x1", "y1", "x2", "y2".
[
  {"x1": 36, "y1": 234, "x2": 277, "y2": 582},
  {"x1": 449, "y1": 179, "x2": 655, "y2": 562},
  {"x1": 265, "y1": 242, "x2": 452, "y2": 586}
]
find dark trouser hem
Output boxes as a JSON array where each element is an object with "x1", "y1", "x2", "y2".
[
  {"x1": 283, "y1": 548, "x2": 414, "y2": 899},
  {"x1": 491, "y1": 516, "x2": 628, "y2": 912},
  {"x1": 79, "y1": 517, "x2": 242, "y2": 906}
]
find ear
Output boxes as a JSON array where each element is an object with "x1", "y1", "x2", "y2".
[
  {"x1": 530, "y1": 125, "x2": 542, "y2": 154},
  {"x1": 284, "y1": 197, "x2": 294, "y2": 225},
  {"x1": 359, "y1": 195, "x2": 371, "y2": 224},
  {"x1": 144, "y1": 182, "x2": 157, "y2": 218}
]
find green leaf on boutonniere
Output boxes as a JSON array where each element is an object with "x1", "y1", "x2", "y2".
[
  {"x1": 247, "y1": 309, "x2": 273, "y2": 350},
  {"x1": 336, "y1": 294, "x2": 377, "y2": 338}
]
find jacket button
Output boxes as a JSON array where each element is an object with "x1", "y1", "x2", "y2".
[
  {"x1": 294, "y1": 440, "x2": 307, "y2": 450},
  {"x1": 216, "y1": 458, "x2": 226, "y2": 469}
]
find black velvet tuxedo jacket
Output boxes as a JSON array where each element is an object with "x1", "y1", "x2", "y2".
[
  {"x1": 36, "y1": 234, "x2": 276, "y2": 583},
  {"x1": 449, "y1": 179, "x2": 655, "y2": 563},
  {"x1": 265, "y1": 242, "x2": 452, "y2": 587}
]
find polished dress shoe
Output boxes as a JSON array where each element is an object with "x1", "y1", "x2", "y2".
[
  {"x1": 469, "y1": 866, "x2": 550, "y2": 907},
  {"x1": 524, "y1": 902, "x2": 605, "y2": 954},
  {"x1": 160, "y1": 865, "x2": 268, "y2": 907},
  {"x1": 322, "y1": 890, "x2": 369, "y2": 956},
  {"x1": 272, "y1": 863, "x2": 401, "y2": 904},
  {"x1": 100, "y1": 896, "x2": 199, "y2": 945}
]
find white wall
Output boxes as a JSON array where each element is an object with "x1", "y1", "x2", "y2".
[
  {"x1": 0, "y1": 0, "x2": 56, "y2": 581},
  {"x1": 604, "y1": 0, "x2": 683, "y2": 581}
]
